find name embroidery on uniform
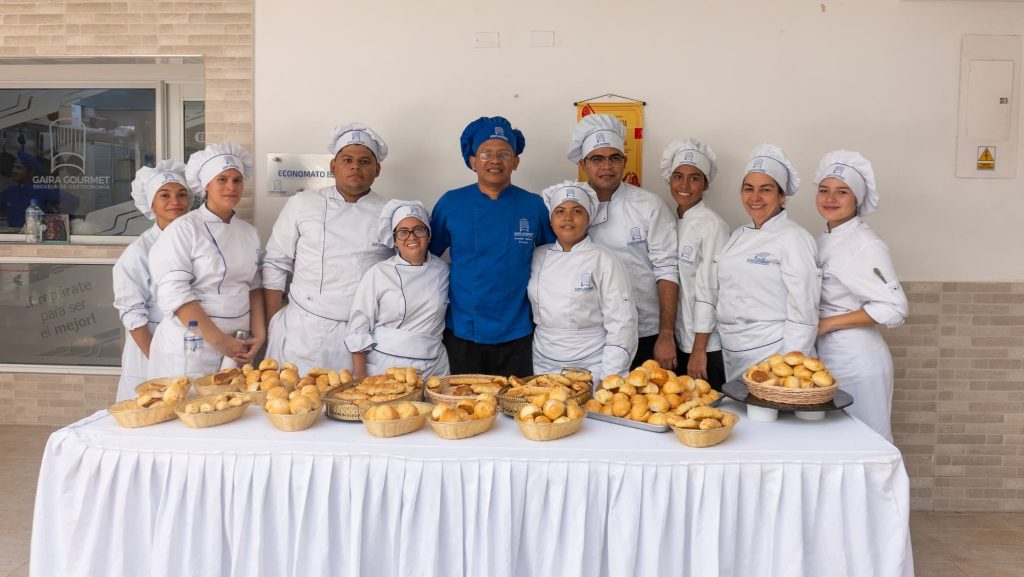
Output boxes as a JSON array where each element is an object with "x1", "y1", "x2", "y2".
[
  {"x1": 513, "y1": 218, "x2": 535, "y2": 245},
  {"x1": 746, "y1": 252, "x2": 772, "y2": 265},
  {"x1": 574, "y1": 272, "x2": 594, "y2": 293},
  {"x1": 679, "y1": 245, "x2": 695, "y2": 265},
  {"x1": 819, "y1": 261, "x2": 832, "y2": 281}
]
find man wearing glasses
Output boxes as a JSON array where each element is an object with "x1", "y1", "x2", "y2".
[
  {"x1": 429, "y1": 116, "x2": 555, "y2": 376},
  {"x1": 263, "y1": 122, "x2": 392, "y2": 375},
  {"x1": 568, "y1": 114, "x2": 679, "y2": 370}
]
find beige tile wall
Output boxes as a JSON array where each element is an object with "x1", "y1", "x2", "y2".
[
  {"x1": 891, "y1": 281, "x2": 1024, "y2": 512},
  {"x1": 2, "y1": 1, "x2": 1022, "y2": 513}
]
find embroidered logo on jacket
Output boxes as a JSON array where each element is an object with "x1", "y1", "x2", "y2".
[
  {"x1": 575, "y1": 272, "x2": 595, "y2": 293},
  {"x1": 514, "y1": 218, "x2": 535, "y2": 245},
  {"x1": 746, "y1": 252, "x2": 772, "y2": 265},
  {"x1": 680, "y1": 245, "x2": 695, "y2": 265},
  {"x1": 627, "y1": 225, "x2": 647, "y2": 247}
]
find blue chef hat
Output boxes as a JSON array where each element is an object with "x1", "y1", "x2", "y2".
[
  {"x1": 459, "y1": 116, "x2": 526, "y2": 169},
  {"x1": 15, "y1": 151, "x2": 43, "y2": 173}
]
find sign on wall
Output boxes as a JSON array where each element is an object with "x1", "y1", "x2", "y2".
[
  {"x1": 575, "y1": 101, "x2": 645, "y2": 187},
  {"x1": 266, "y1": 153, "x2": 335, "y2": 196},
  {"x1": 0, "y1": 262, "x2": 123, "y2": 367}
]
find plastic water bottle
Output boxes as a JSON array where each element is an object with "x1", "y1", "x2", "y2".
[
  {"x1": 24, "y1": 199, "x2": 43, "y2": 244},
  {"x1": 220, "y1": 329, "x2": 250, "y2": 370},
  {"x1": 184, "y1": 320, "x2": 204, "y2": 378}
]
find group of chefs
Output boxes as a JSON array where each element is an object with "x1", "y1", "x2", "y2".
[{"x1": 112, "y1": 114, "x2": 908, "y2": 440}]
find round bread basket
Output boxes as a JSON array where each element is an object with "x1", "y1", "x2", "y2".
[
  {"x1": 134, "y1": 376, "x2": 193, "y2": 398},
  {"x1": 514, "y1": 413, "x2": 585, "y2": 441},
  {"x1": 671, "y1": 411, "x2": 739, "y2": 448},
  {"x1": 425, "y1": 374, "x2": 505, "y2": 404},
  {"x1": 175, "y1": 396, "x2": 250, "y2": 428},
  {"x1": 428, "y1": 413, "x2": 497, "y2": 440},
  {"x1": 359, "y1": 401, "x2": 433, "y2": 438},
  {"x1": 193, "y1": 374, "x2": 241, "y2": 397},
  {"x1": 265, "y1": 407, "x2": 321, "y2": 432},
  {"x1": 108, "y1": 400, "x2": 179, "y2": 428},
  {"x1": 323, "y1": 379, "x2": 424, "y2": 421},
  {"x1": 496, "y1": 377, "x2": 592, "y2": 418},
  {"x1": 743, "y1": 376, "x2": 839, "y2": 406}
]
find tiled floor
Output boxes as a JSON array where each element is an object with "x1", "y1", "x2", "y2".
[{"x1": 1, "y1": 424, "x2": 1022, "y2": 577}]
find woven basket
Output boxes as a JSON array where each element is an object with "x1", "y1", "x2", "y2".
[
  {"x1": 428, "y1": 413, "x2": 497, "y2": 440},
  {"x1": 360, "y1": 401, "x2": 432, "y2": 438},
  {"x1": 323, "y1": 380, "x2": 424, "y2": 421},
  {"x1": 496, "y1": 379, "x2": 592, "y2": 418},
  {"x1": 108, "y1": 400, "x2": 179, "y2": 428},
  {"x1": 193, "y1": 374, "x2": 242, "y2": 397},
  {"x1": 426, "y1": 374, "x2": 504, "y2": 404},
  {"x1": 174, "y1": 396, "x2": 250, "y2": 428},
  {"x1": 743, "y1": 376, "x2": 838, "y2": 406},
  {"x1": 265, "y1": 407, "x2": 321, "y2": 432},
  {"x1": 133, "y1": 376, "x2": 192, "y2": 397},
  {"x1": 514, "y1": 414, "x2": 584, "y2": 441},
  {"x1": 671, "y1": 411, "x2": 738, "y2": 448}
]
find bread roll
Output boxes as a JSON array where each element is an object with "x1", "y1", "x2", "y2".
[
  {"x1": 720, "y1": 412, "x2": 739, "y2": 427},
  {"x1": 548, "y1": 386, "x2": 571, "y2": 402},
  {"x1": 543, "y1": 399, "x2": 566, "y2": 420},
  {"x1": 601, "y1": 374, "x2": 624, "y2": 390},
  {"x1": 553, "y1": 416, "x2": 571, "y2": 424},
  {"x1": 803, "y1": 357, "x2": 825, "y2": 372},
  {"x1": 676, "y1": 418, "x2": 700, "y2": 429},
  {"x1": 812, "y1": 370, "x2": 834, "y2": 387},
  {"x1": 641, "y1": 359, "x2": 660, "y2": 372},
  {"x1": 647, "y1": 413, "x2": 668, "y2": 426},
  {"x1": 245, "y1": 370, "x2": 262, "y2": 386},
  {"x1": 213, "y1": 367, "x2": 241, "y2": 386},
  {"x1": 280, "y1": 369, "x2": 300, "y2": 388},
  {"x1": 530, "y1": 393, "x2": 549, "y2": 407},
  {"x1": 629, "y1": 393, "x2": 648, "y2": 407},
  {"x1": 258, "y1": 358, "x2": 279, "y2": 371},
  {"x1": 647, "y1": 394, "x2": 670, "y2": 413},
  {"x1": 611, "y1": 392, "x2": 630, "y2": 404},
  {"x1": 519, "y1": 404, "x2": 543, "y2": 420},
  {"x1": 783, "y1": 351, "x2": 804, "y2": 366},
  {"x1": 649, "y1": 367, "x2": 669, "y2": 385},
  {"x1": 456, "y1": 399, "x2": 477, "y2": 413},
  {"x1": 599, "y1": 404, "x2": 614, "y2": 416},
  {"x1": 290, "y1": 396, "x2": 313, "y2": 415},
  {"x1": 628, "y1": 404, "x2": 649, "y2": 421},
  {"x1": 137, "y1": 392, "x2": 155, "y2": 407},
  {"x1": 618, "y1": 383, "x2": 637, "y2": 396},
  {"x1": 200, "y1": 403, "x2": 214, "y2": 414},
  {"x1": 228, "y1": 396, "x2": 245, "y2": 407},
  {"x1": 565, "y1": 400, "x2": 584, "y2": 420},
  {"x1": 612, "y1": 398, "x2": 630, "y2": 417},
  {"x1": 771, "y1": 363, "x2": 794, "y2": 377},
  {"x1": 260, "y1": 376, "x2": 281, "y2": 391},
  {"x1": 594, "y1": 389, "x2": 613, "y2": 404},
  {"x1": 371, "y1": 404, "x2": 398, "y2": 421},
  {"x1": 438, "y1": 409, "x2": 461, "y2": 423},
  {"x1": 427, "y1": 375, "x2": 442, "y2": 389},
  {"x1": 432, "y1": 403, "x2": 452, "y2": 421},
  {"x1": 783, "y1": 376, "x2": 801, "y2": 388},
  {"x1": 534, "y1": 415, "x2": 552, "y2": 424},
  {"x1": 338, "y1": 369, "x2": 354, "y2": 384},
  {"x1": 476, "y1": 393, "x2": 497, "y2": 407},
  {"x1": 215, "y1": 400, "x2": 229, "y2": 411},
  {"x1": 664, "y1": 393, "x2": 684, "y2": 408},
  {"x1": 473, "y1": 402, "x2": 496, "y2": 419},
  {"x1": 661, "y1": 380, "x2": 685, "y2": 395},
  {"x1": 241, "y1": 363, "x2": 256, "y2": 375},
  {"x1": 185, "y1": 403, "x2": 200, "y2": 414},
  {"x1": 583, "y1": 399, "x2": 602, "y2": 412},
  {"x1": 626, "y1": 369, "x2": 648, "y2": 388},
  {"x1": 699, "y1": 418, "x2": 723, "y2": 430}
]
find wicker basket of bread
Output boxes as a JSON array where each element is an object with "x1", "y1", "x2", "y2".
[
  {"x1": 175, "y1": 392, "x2": 251, "y2": 428},
  {"x1": 110, "y1": 377, "x2": 190, "y2": 428},
  {"x1": 514, "y1": 394, "x2": 586, "y2": 441},
  {"x1": 324, "y1": 367, "x2": 424, "y2": 421},
  {"x1": 262, "y1": 381, "x2": 324, "y2": 432},
  {"x1": 742, "y1": 351, "x2": 838, "y2": 405},
  {"x1": 425, "y1": 374, "x2": 507, "y2": 404},
  {"x1": 360, "y1": 401, "x2": 433, "y2": 438},
  {"x1": 496, "y1": 369, "x2": 592, "y2": 417},
  {"x1": 427, "y1": 394, "x2": 499, "y2": 439}
]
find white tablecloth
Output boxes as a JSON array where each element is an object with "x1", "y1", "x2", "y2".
[{"x1": 31, "y1": 401, "x2": 913, "y2": 577}]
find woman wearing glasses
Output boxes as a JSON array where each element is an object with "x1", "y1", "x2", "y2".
[{"x1": 346, "y1": 200, "x2": 450, "y2": 379}]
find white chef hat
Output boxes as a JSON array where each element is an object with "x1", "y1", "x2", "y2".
[
  {"x1": 378, "y1": 199, "x2": 430, "y2": 249},
  {"x1": 567, "y1": 114, "x2": 626, "y2": 164},
  {"x1": 541, "y1": 180, "x2": 600, "y2": 221},
  {"x1": 660, "y1": 138, "x2": 718, "y2": 184},
  {"x1": 130, "y1": 159, "x2": 190, "y2": 220},
  {"x1": 743, "y1": 143, "x2": 801, "y2": 196},
  {"x1": 185, "y1": 141, "x2": 254, "y2": 197},
  {"x1": 327, "y1": 122, "x2": 388, "y2": 161},
  {"x1": 814, "y1": 150, "x2": 878, "y2": 216}
]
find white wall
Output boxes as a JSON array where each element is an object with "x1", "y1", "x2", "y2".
[{"x1": 254, "y1": 0, "x2": 1024, "y2": 281}]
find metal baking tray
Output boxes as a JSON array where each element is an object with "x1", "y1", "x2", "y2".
[{"x1": 586, "y1": 411, "x2": 671, "y2": 433}]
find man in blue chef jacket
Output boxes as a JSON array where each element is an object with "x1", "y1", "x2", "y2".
[
  {"x1": 429, "y1": 117, "x2": 555, "y2": 377},
  {"x1": 0, "y1": 151, "x2": 61, "y2": 230}
]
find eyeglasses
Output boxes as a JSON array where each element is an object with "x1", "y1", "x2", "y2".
[
  {"x1": 475, "y1": 150, "x2": 515, "y2": 161},
  {"x1": 584, "y1": 154, "x2": 626, "y2": 166},
  {"x1": 394, "y1": 225, "x2": 429, "y2": 240}
]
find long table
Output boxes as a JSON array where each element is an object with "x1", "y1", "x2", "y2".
[{"x1": 31, "y1": 400, "x2": 914, "y2": 577}]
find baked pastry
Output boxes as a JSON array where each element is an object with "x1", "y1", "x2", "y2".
[{"x1": 213, "y1": 367, "x2": 241, "y2": 386}]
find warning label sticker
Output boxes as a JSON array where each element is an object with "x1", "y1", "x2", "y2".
[{"x1": 977, "y1": 146, "x2": 996, "y2": 170}]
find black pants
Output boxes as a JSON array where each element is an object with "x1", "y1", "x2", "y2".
[
  {"x1": 677, "y1": 349, "x2": 726, "y2": 391},
  {"x1": 443, "y1": 329, "x2": 534, "y2": 377}
]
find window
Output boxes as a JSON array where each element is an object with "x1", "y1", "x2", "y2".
[{"x1": 0, "y1": 57, "x2": 205, "y2": 240}]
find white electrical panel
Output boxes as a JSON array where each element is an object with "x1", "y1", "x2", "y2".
[{"x1": 956, "y1": 34, "x2": 1020, "y2": 179}]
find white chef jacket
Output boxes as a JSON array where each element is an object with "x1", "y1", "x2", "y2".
[
  {"x1": 713, "y1": 210, "x2": 821, "y2": 381},
  {"x1": 112, "y1": 224, "x2": 162, "y2": 400},
  {"x1": 676, "y1": 201, "x2": 730, "y2": 354},
  {"x1": 147, "y1": 204, "x2": 262, "y2": 378},
  {"x1": 263, "y1": 187, "x2": 391, "y2": 372},
  {"x1": 527, "y1": 236, "x2": 638, "y2": 384},
  {"x1": 587, "y1": 182, "x2": 679, "y2": 338},
  {"x1": 344, "y1": 253, "x2": 450, "y2": 377},
  {"x1": 817, "y1": 217, "x2": 908, "y2": 440}
]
